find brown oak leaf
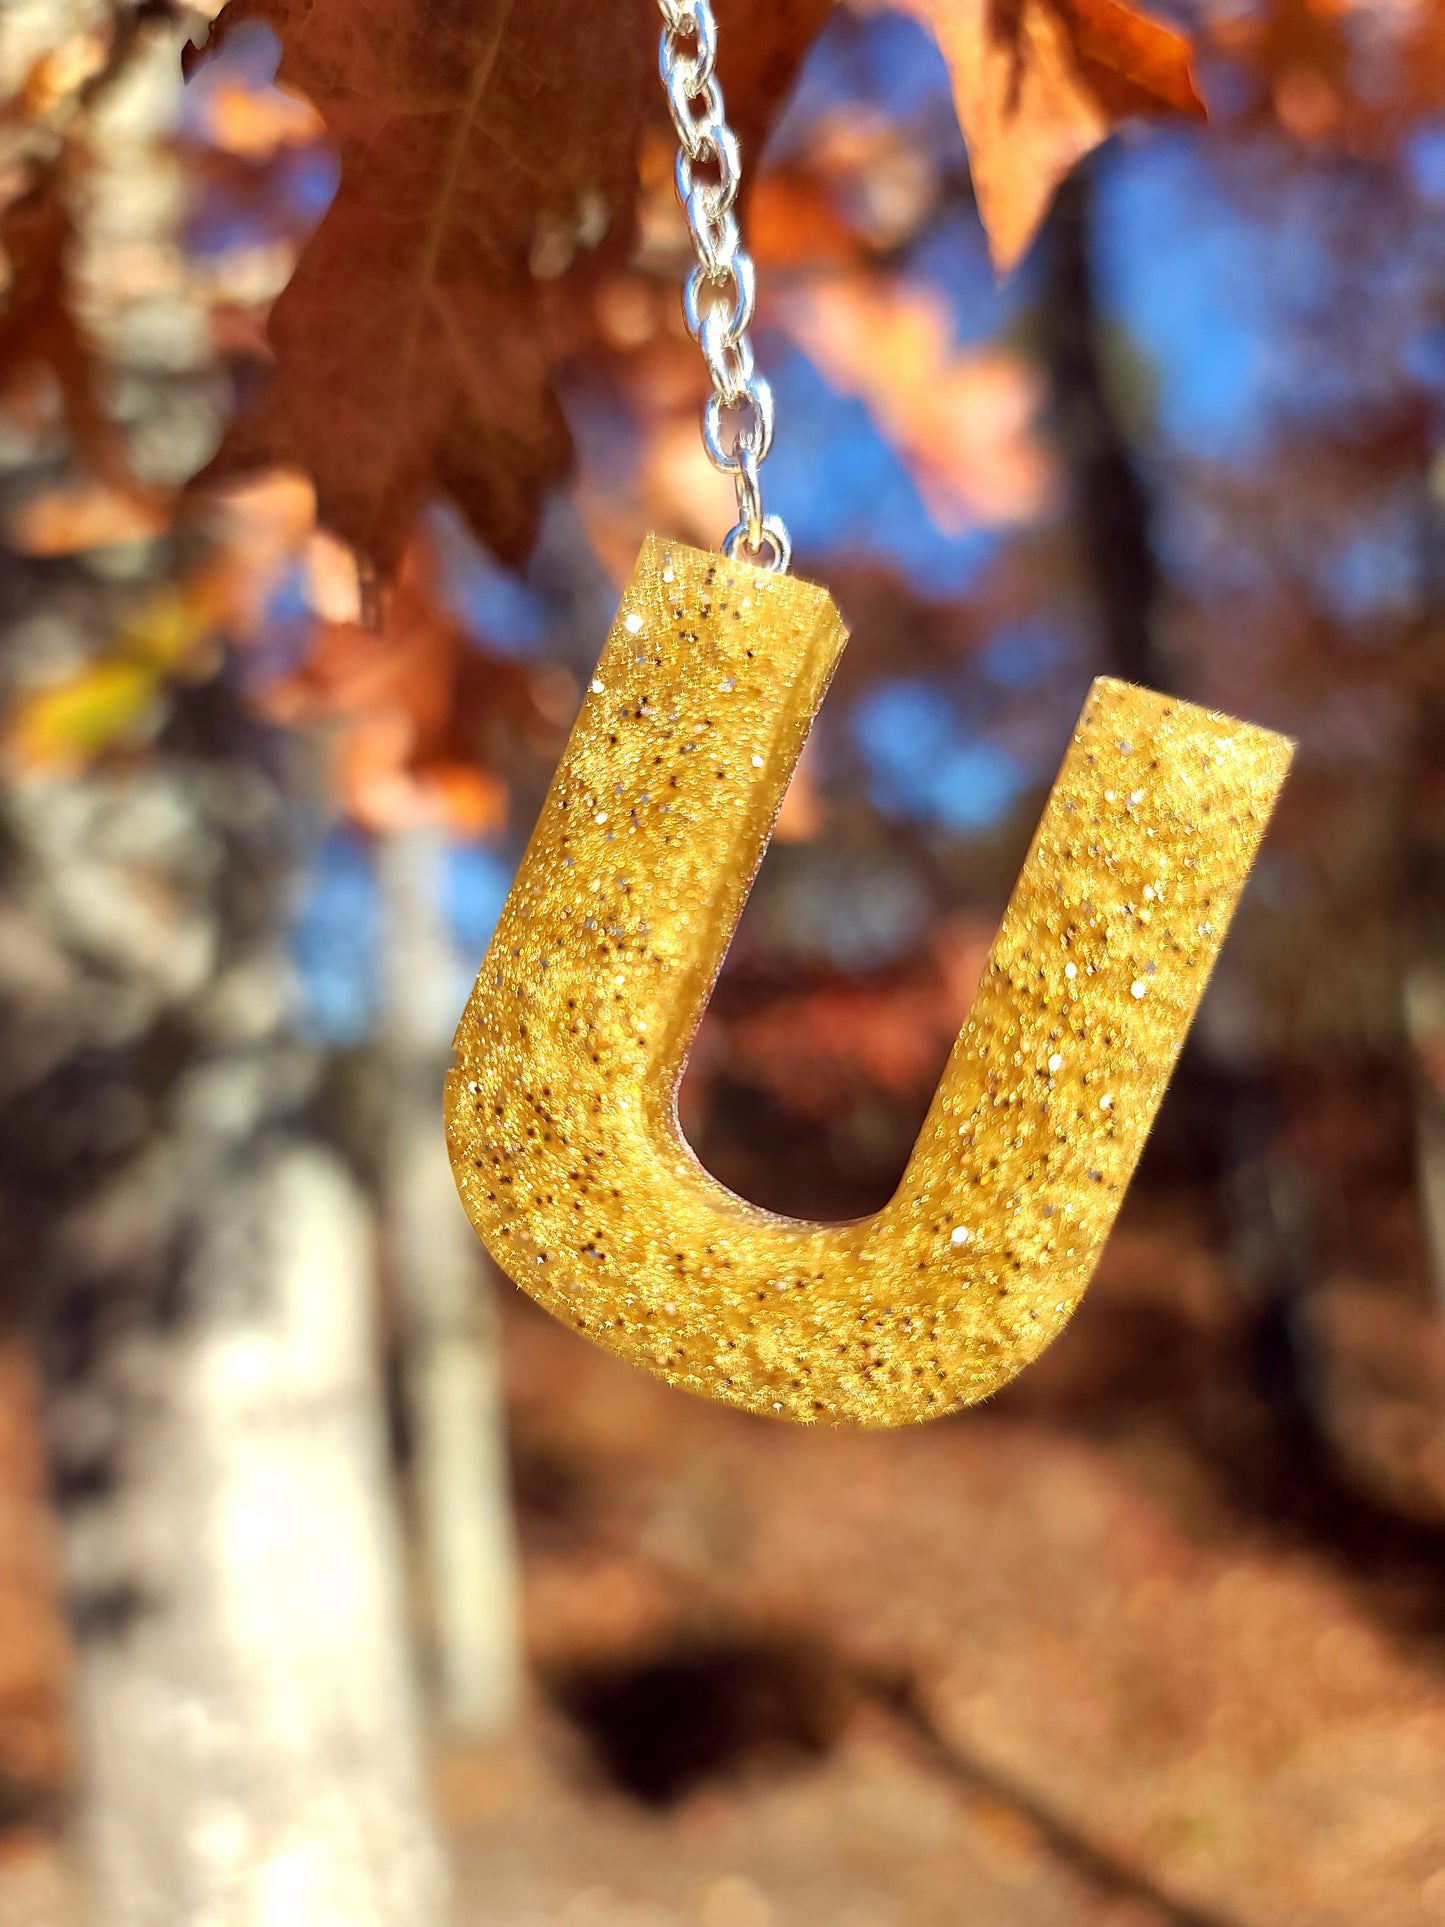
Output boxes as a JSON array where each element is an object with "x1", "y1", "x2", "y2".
[
  {"x1": 894, "y1": 0, "x2": 1204, "y2": 272},
  {"x1": 186, "y1": 0, "x2": 833, "y2": 575},
  {"x1": 261, "y1": 526, "x2": 544, "y2": 833}
]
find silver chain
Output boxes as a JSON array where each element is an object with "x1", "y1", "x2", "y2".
[{"x1": 657, "y1": 0, "x2": 791, "y2": 574}]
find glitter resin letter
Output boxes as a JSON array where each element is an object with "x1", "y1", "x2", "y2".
[{"x1": 447, "y1": 537, "x2": 1293, "y2": 1426}]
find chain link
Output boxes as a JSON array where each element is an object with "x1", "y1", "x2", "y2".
[{"x1": 657, "y1": 0, "x2": 790, "y2": 574}]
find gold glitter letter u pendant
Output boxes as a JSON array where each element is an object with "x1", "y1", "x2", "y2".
[{"x1": 447, "y1": 537, "x2": 1292, "y2": 1427}]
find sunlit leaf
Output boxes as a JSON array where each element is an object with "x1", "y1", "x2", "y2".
[
  {"x1": 198, "y1": 74, "x2": 324, "y2": 158},
  {"x1": 781, "y1": 276, "x2": 1057, "y2": 530},
  {"x1": 185, "y1": 0, "x2": 832, "y2": 576},
  {"x1": 262, "y1": 530, "x2": 534, "y2": 833},
  {"x1": 894, "y1": 0, "x2": 1204, "y2": 272},
  {"x1": 8, "y1": 482, "x2": 170, "y2": 557}
]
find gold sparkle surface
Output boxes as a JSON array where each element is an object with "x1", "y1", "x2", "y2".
[{"x1": 447, "y1": 536, "x2": 1293, "y2": 1427}]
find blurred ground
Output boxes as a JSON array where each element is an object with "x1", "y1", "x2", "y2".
[{"x1": 429, "y1": 1199, "x2": 1445, "y2": 1927}]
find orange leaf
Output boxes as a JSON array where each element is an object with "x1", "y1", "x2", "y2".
[
  {"x1": 780, "y1": 275, "x2": 1056, "y2": 529},
  {"x1": 893, "y1": 0, "x2": 1204, "y2": 272},
  {"x1": 8, "y1": 481, "x2": 170, "y2": 556},
  {"x1": 416, "y1": 764, "x2": 509, "y2": 839},
  {"x1": 185, "y1": 0, "x2": 834, "y2": 575},
  {"x1": 262, "y1": 529, "x2": 532, "y2": 834},
  {"x1": 750, "y1": 172, "x2": 862, "y2": 270},
  {"x1": 198, "y1": 75, "x2": 324, "y2": 158}
]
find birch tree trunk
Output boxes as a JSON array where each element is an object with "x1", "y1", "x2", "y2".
[
  {"x1": 376, "y1": 827, "x2": 522, "y2": 1735},
  {"x1": 70, "y1": 1140, "x2": 450, "y2": 1927}
]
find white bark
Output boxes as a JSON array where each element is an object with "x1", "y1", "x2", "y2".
[
  {"x1": 376, "y1": 828, "x2": 522, "y2": 1735},
  {"x1": 70, "y1": 1144, "x2": 449, "y2": 1927}
]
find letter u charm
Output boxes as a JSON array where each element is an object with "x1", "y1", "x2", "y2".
[{"x1": 447, "y1": 537, "x2": 1292, "y2": 1426}]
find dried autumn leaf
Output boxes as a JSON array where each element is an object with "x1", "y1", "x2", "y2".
[
  {"x1": 891, "y1": 0, "x2": 1204, "y2": 272},
  {"x1": 262, "y1": 531, "x2": 528, "y2": 834},
  {"x1": 749, "y1": 171, "x2": 862, "y2": 269},
  {"x1": 8, "y1": 480, "x2": 171, "y2": 556},
  {"x1": 780, "y1": 275, "x2": 1056, "y2": 530},
  {"x1": 197, "y1": 73, "x2": 324, "y2": 159},
  {"x1": 186, "y1": 0, "x2": 834, "y2": 577}
]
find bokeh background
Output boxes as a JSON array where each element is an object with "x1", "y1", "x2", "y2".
[{"x1": 1, "y1": 0, "x2": 1444, "y2": 1922}]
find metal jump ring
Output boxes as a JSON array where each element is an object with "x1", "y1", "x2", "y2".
[
  {"x1": 722, "y1": 513, "x2": 791, "y2": 574},
  {"x1": 733, "y1": 442, "x2": 764, "y2": 548}
]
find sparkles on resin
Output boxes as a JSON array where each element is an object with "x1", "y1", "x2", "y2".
[{"x1": 447, "y1": 537, "x2": 1293, "y2": 1426}]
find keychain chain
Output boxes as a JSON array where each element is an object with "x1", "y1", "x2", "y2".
[{"x1": 657, "y1": 0, "x2": 791, "y2": 574}]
